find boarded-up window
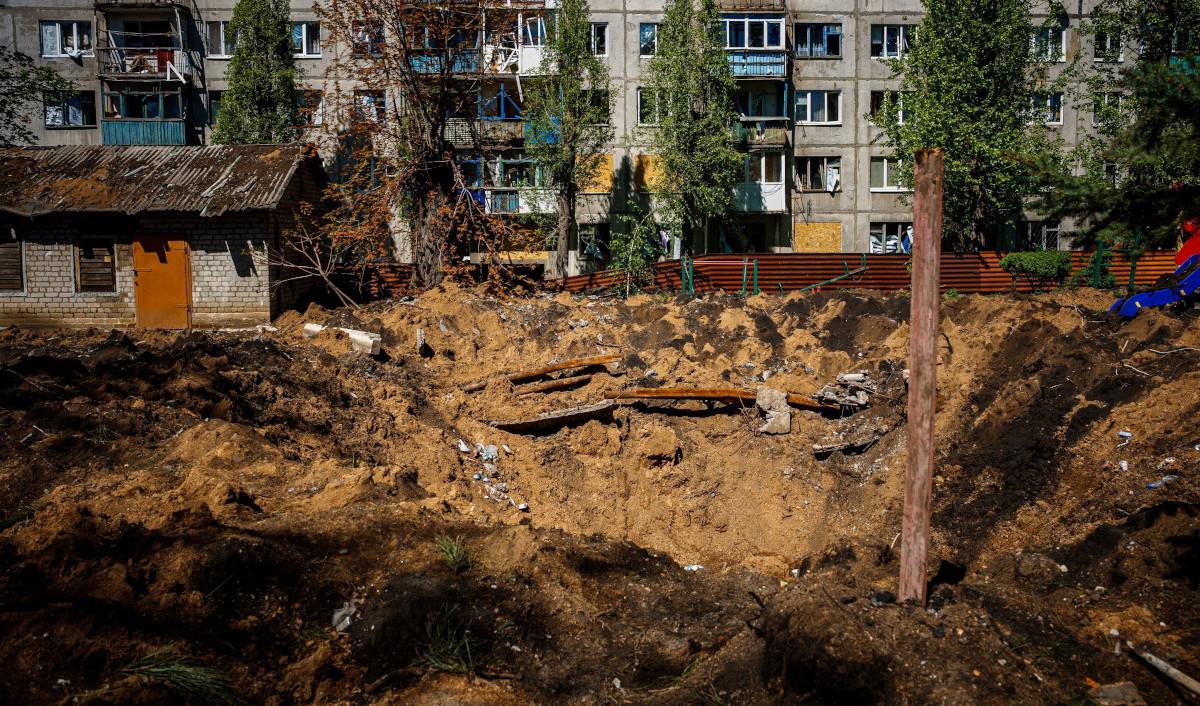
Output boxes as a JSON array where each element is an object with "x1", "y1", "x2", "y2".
[
  {"x1": 580, "y1": 153, "x2": 613, "y2": 193},
  {"x1": 75, "y1": 239, "x2": 116, "y2": 292},
  {"x1": 0, "y1": 240, "x2": 21, "y2": 291},
  {"x1": 634, "y1": 154, "x2": 664, "y2": 192}
]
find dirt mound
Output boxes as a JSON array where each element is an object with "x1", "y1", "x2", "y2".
[{"x1": 0, "y1": 288, "x2": 1198, "y2": 704}]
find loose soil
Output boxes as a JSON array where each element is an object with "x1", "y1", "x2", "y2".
[{"x1": 1, "y1": 286, "x2": 1198, "y2": 705}]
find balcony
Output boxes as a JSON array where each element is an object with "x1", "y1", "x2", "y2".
[
  {"x1": 409, "y1": 49, "x2": 480, "y2": 75},
  {"x1": 101, "y1": 119, "x2": 186, "y2": 145},
  {"x1": 734, "y1": 182, "x2": 787, "y2": 212},
  {"x1": 727, "y1": 50, "x2": 787, "y2": 78},
  {"x1": 733, "y1": 118, "x2": 790, "y2": 147},
  {"x1": 444, "y1": 118, "x2": 525, "y2": 148},
  {"x1": 97, "y1": 47, "x2": 189, "y2": 80},
  {"x1": 473, "y1": 188, "x2": 554, "y2": 214}
]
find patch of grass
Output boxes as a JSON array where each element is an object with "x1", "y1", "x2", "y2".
[
  {"x1": 88, "y1": 424, "x2": 118, "y2": 444},
  {"x1": 942, "y1": 288, "x2": 959, "y2": 300},
  {"x1": 418, "y1": 606, "x2": 476, "y2": 675},
  {"x1": 695, "y1": 685, "x2": 730, "y2": 706},
  {"x1": 120, "y1": 650, "x2": 238, "y2": 705},
  {"x1": 435, "y1": 534, "x2": 471, "y2": 573}
]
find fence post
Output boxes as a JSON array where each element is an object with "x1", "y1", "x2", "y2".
[
  {"x1": 1128, "y1": 230, "x2": 1141, "y2": 294},
  {"x1": 899, "y1": 148, "x2": 944, "y2": 606},
  {"x1": 753, "y1": 258, "x2": 759, "y2": 294}
]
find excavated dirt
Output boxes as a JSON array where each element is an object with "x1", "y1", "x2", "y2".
[{"x1": 0, "y1": 286, "x2": 1198, "y2": 705}]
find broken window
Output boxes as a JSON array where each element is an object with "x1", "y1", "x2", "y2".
[
  {"x1": 637, "y1": 87, "x2": 660, "y2": 125},
  {"x1": 795, "y1": 23, "x2": 841, "y2": 58},
  {"x1": 870, "y1": 222, "x2": 911, "y2": 253},
  {"x1": 578, "y1": 223, "x2": 611, "y2": 259},
  {"x1": 590, "y1": 23, "x2": 607, "y2": 56},
  {"x1": 1095, "y1": 30, "x2": 1122, "y2": 62},
  {"x1": 870, "y1": 25, "x2": 913, "y2": 59},
  {"x1": 103, "y1": 87, "x2": 182, "y2": 120},
  {"x1": 745, "y1": 152, "x2": 783, "y2": 184},
  {"x1": 639, "y1": 23, "x2": 658, "y2": 57},
  {"x1": 44, "y1": 91, "x2": 97, "y2": 128},
  {"x1": 795, "y1": 90, "x2": 840, "y2": 124},
  {"x1": 352, "y1": 20, "x2": 384, "y2": 58},
  {"x1": 75, "y1": 239, "x2": 116, "y2": 293},
  {"x1": 206, "y1": 21, "x2": 235, "y2": 57},
  {"x1": 296, "y1": 90, "x2": 324, "y2": 127},
  {"x1": 869, "y1": 90, "x2": 912, "y2": 125},
  {"x1": 39, "y1": 20, "x2": 92, "y2": 57},
  {"x1": 118, "y1": 20, "x2": 173, "y2": 49},
  {"x1": 207, "y1": 90, "x2": 222, "y2": 125},
  {"x1": 796, "y1": 156, "x2": 841, "y2": 192},
  {"x1": 354, "y1": 90, "x2": 386, "y2": 122}
]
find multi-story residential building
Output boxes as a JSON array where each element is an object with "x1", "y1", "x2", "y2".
[{"x1": 2, "y1": 0, "x2": 1109, "y2": 274}]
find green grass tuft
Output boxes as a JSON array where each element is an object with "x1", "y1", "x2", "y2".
[
  {"x1": 120, "y1": 651, "x2": 239, "y2": 705},
  {"x1": 418, "y1": 606, "x2": 476, "y2": 675},
  {"x1": 435, "y1": 534, "x2": 471, "y2": 573}
]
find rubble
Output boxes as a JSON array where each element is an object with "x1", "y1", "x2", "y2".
[{"x1": 301, "y1": 323, "x2": 382, "y2": 355}]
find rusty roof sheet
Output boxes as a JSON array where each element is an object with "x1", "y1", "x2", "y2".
[{"x1": 0, "y1": 144, "x2": 311, "y2": 218}]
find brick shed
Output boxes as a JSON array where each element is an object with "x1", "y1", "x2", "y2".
[{"x1": 0, "y1": 145, "x2": 326, "y2": 329}]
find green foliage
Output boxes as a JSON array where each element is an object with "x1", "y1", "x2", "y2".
[
  {"x1": 525, "y1": 0, "x2": 614, "y2": 275},
  {"x1": 434, "y1": 535, "x2": 471, "y2": 573},
  {"x1": 1071, "y1": 248, "x2": 1117, "y2": 289},
  {"x1": 875, "y1": 0, "x2": 1062, "y2": 250},
  {"x1": 120, "y1": 651, "x2": 239, "y2": 705},
  {"x1": 613, "y1": 198, "x2": 663, "y2": 296},
  {"x1": 213, "y1": 0, "x2": 299, "y2": 144},
  {"x1": 0, "y1": 47, "x2": 70, "y2": 146},
  {"x1": 418, "y1": 606, "x2": 476, "y2": 674},
  {"x1": 643, "y1": 0, "x2": 742, "y2": 249},
  {"x1": 1000, "y1": 250, "x2": 1073, "y2": 289},
  {"x1": 942, "y1": 288, "x2": 959, "y2": 300}
]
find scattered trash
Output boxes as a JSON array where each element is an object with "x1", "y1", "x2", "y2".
[
  {"x1": 517, "y1": 502, "x2": 529, "y2": 512},
  {"x1": 1146, "y1": 475, "x2": 1179, "y2": 489},
  {"x1": 456, "y1": 439, "x2": 471, "y2": 453},
  {"x1": 869, "y1": 589, "x2": 897, "y2": 606},
  {"x1": 332, "y1": 597, "x2": 363, "y2": 633},
  {"x1": 302, "y1": 323, "x2": 382, "y2": 355},
  {"x1": 1087, "y1": 680, "x2": 1145, "y2": 706},
  {"x1": 1118, "y1": 430, "x2": 1132, "y2": 439},
  {"x1": 481, "y1": 445, "x2": 499, "y2": 462},
  {"x1": 483, "y1": 463, "x2": 497, "y2": 477},
  {"x1": 683, "y1": 564, "x2": 704, "y2": 572},
  {"x1": 1124, "y1": 641, "x2": 1200, "y2": 698},
  {"x1": 1119, "y1": 460, "x2": 1129, "y2": 472},
  {"x1": 472, "y1": 472, "x2": 482, "y2": 481},
  {"x1": 493, "y1": 482, "x2": 508, "y2": 493},
  {"x1": 463, "y1": 354, "x2": 621, "y2": 393},
  {"x1": 815, "y1": 373, "x2": 875, "y2": 408},
  {"x1": 502, "y1": 444, "x2": 512, "y2": 454},
  {"x1": 416, "y1": 328, "x2": 433, "y2": 357},
  {"x1": 755, "y1": 386, "x2": 792, "y2": 435}
]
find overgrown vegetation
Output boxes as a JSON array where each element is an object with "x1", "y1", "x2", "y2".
[
  {"x1": 418, "y1": 606, "x2": 476, "y2": 674},
  {"x1": 435, "y1": 534, "x2": 471, "y2": 573},
  {"x1": 642, "y1": 0, "x2": 742, "y2": 253},
  {"x1": 212, "y1": 0, "x2": 299, "y2": 144},
  {"x1": 524, "y1": 0, "x2": 614, "y2": 276},
  {"x1": 1071, "y1": 248, "x2": 1116, "y2": 289},
  {"x1": 874, "y1": 0, "x2": 1062, "y2": 250},
  {"x1": 120, "y1": 651, "x2": 239, "y2": 705},
  {"x1": 0, "y1": 46, "x2": 69, "y2": 147},
  {"x1": 1000, "y1": 250, "x2": 1073, "y2": 290}
]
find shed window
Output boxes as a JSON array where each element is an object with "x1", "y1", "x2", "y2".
[
  {"x1": 76, "y1": 240, "x2": 116, "y2": 292},
  {"x1": 0, "y1": 238, "x2": 22, "y2": 291}
]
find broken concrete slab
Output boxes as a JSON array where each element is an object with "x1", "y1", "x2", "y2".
[
  {"x1": 302, "y1": 323, "x2": 382, "y2": 355},
  {"x1": 756, "y1": 386, "x2": 791, "y2": 434}
]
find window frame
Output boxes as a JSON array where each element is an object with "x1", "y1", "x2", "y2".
[
  {"x1": 869, "y1": 90, "x2": 912, "y2": 125},
  {"x1": 353, "y1": 90, "x2": 386, "y2": 123},
  {"x1": 296, "y1": 90, "x2": 325, "y2": 127},
  {"x1": 637, "y1": 87, "x2": 661, "y2": 126},
  {"x1": 638, "y1": 23, "x2": 658, "y2": 58},
  {"x1": 291, "y1": 21, "x2": 321, "y2": 58},
  {"x1": 39, "y1": 20, "x2": 93, "y2": 58},
  {"x1": 1094, "y1": 30, "x2": 1123, "y2": 62},
  {"x1": 744, "y1": 151, "x2": 784, "y2": 185},
  {"x1": 870, "y1": 24, "x2": 913, "y2": 59},
  {"x1": 869, "y1": 156, "x2": 907, "y2": 192},
  {"x1": 73, "y1": 238, "x2": 117, "y2": 294},
  {"x1": 352, "y1": 20, "x2": 385, "y2": 58},
  {"x1": 590, "y1": 22, "x2": 608, "y2": 57},
  {"x1": 1092, "y1": 92, "x2": 1123, "y2": 127},
  {"x1": 206, "y1": 20, "x2": 234, "y2": 58},
  {"x1": 722, "y1": 15, "x2": 786, "y2": 51},
  {"x1": 43, "y1": 90, "x2": 97, "y2": 129},
  {"x1": 794, "y1": 23, "x2": 842, "y2": 58},
  {"x1": 1032, "y1": 25, "x2": 1067, "y2": 62},
  {"x1": 795, "y1": 155, "x2": 842, "y2": 192},
  {"x1": 101, "y1": 86, "x2": 184, "y2": 121},
  {"x1": 795, "y1": 89, "x2": 841, "y2": 125},
  {"x1": 869, "y1": 222, "x2": 912, "y2": 254},
  {"x1": 1030, "y1": 92, "x2": 1063, "y2": 126}
]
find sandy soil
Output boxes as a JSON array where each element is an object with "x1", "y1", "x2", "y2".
[{"x1": 0, "y1": 285, "x2": 1197, "y2": 705}]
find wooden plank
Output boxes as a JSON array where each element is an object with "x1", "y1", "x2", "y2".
[
  {"x1": 515, "y1": 373, "x2": 593, "y2": 396},
  {"x1": 489, "y1": 400, "x2": 616, "y2": 434},
  {"x1": 899, "y1": 147, "x2": 943, "y2": 606},
  {"x1": 462, "y1": 354, "x2": 620, "y2": 393},
  {"x1": 603, "y1": 387, "x2": 841, "y2": 413}
]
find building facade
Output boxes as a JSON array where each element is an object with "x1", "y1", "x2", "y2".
[{"x1": 2, "y1": 0, "x2": 1107, "y2": 274}]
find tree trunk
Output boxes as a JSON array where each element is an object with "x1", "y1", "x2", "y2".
[{"x1": 554, "y1": 184, "x2": 577, "y2": 278}]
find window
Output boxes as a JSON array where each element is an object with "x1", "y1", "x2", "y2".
[
  {"x1": 736, "y1": 88, "x2": 784, "y2": 117},
  {"x1": 639, "y1": 23, "x2": 658, "y2": 57},
  {"x1": 796, "y1": 156, "x2": 841, "y2": 192},
  {"x1": 1030, "y1": 92, "x2": 1063, "y2": 125},
  {"x1": 723, "y1": 15, "x2": 785, "y2": 50},
  {"x1": 585, "y1": 89, "x2": 611, "y2": 124},
  {"x1": 120, "y1": 20, "x2": 173, "y2": 49},
  {"x1": 103, "y1": 88, "x2": 182, "y2": 120},
  {"x1": 795, "y1": 23, "x2": 841, "y2": 58},
  {"x1": 1172, "y1": 30, "x2": 1199, "y2": 55},
  {"x1": 523, "y1": 17, "x2": 547, "y2": 46},
  {"x1": 353, "y1": 20, "x2": 384, "y2": 58},
  {"x1": 1095, "y1": 30, "x2": 1122, "y2": 62},
  {"x1": 208, "y1": 90, "x2": 222, "y2": 125},
  {"x1": 578, "y1": 223, "x2": 611, "y2": 259},
  {"x1": 870, "y1": 222, "x2": 912, "y2": 254},
  {"x1": 354, "y1": 90, "x2": 385, "y2": 122},
  {"x1": 590, "y1": 23, "x2": 607, "y2": 56},
  {"x1": 1092, "y1": 92, "x2": 1123, "y2": 127},
  {"x1": 75, "y1": 240, "x2": 116, "y2": 293},
  {"x1": 1016, "y1": 220, "x2": 1060, "y2": 250},
  {"x1": 297, "y1": 90, "x2": 324, "y2": 127},
  {"x1": 0, "y1": 236, "x2": 22, "y2": 292},
  {"x1": 637, "y1": 87, "x2": 660, "y2": 125},
  {"x1": 206, "y1": 21, "x2": 234, "y2": 57},
  {"x1": 869, "y1": 156, "x2": 905, "y2": 191},
  {"x1": 44, "y1": 91, "x2": 97, "y2": 128},
  {"x1": 745, "y1": 152, "x2": 783, "y2": 184},
  {"x1": 292, "y1": 21, "x2": 320, "y2": 57},
  {"x1": 870, "y1": 25, "x2": 913, "y2": 59},
  {"x1": 39, "y1": 20, "x2": 92, "y2": 57},
  {"x1": 795, "y1": 90, "x2": 840, "y2": 124},
  {"x1": 1032, "y1": 25, "x2": 1066, "y2": 62},
  {"x1": 869, "y1": 90, "x2": 912, "y2": 124}
]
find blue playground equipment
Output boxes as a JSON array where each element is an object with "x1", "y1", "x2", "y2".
[{"x1": 1109, "y1": 254, "x2": 1200, "y2": 317}]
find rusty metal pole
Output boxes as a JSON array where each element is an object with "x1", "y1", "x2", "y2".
[{"x1": 899, "y1": 148, "x2": 944, "y2": 606}]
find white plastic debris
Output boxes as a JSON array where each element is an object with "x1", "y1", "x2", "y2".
[
  {"x1": 456, "y1": 439, "x2": 471, "y2": 453},
  {"x1": 683, "y1": 564, "x2": 704, "y2": 572},
  {"x1": 481, "y1": 445, "x2": 500, "y2": 462},
  {"x1": 1118, "y1": 460, "x2": 1129, "y2": 472},
  {"x1": 1118, "y1": 430, "x2": 1132, "y2": 439},
  {"x1": 332, "y1": 597, "x2": 363, "y2": 633},
  {"x1": 517, "y1": 502, "x2": 529, "y2": 512}
]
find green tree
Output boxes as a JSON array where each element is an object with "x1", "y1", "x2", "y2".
[
  {"x1": 0, "y1": 47, "x2": 69, "y2": 146},
  {"x1": 643, "y1": 0, "x2": 742, "y2": 253},
  {"x1": 213, "y1": 0, "x2": 299, "y2": 144},
  {"x1": 875, "y1": 0, "x2": 1060, "y2": 250},
  {"x1": 525, "y1": 0, "x2": 614, "y2": 277}
]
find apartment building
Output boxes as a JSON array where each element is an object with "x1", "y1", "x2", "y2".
[{"x1": 2, "y1": 0, "x2": 1109, "y2": 274}]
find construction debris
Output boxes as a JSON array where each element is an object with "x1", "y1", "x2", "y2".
[
  {"x1": 489, "y1": 400, "x2": 616, "y2": 434},
  {"x1": 1125, "y1": 642, "x2": 1200, "y2": 698},
  {"x1": 416, "y1": 328, "x2": 433, "y2": 357},
  {"x1": 301, "y1": 323, "x2": 382, "y2": 355},
  {"x1": 603, "y1": 387, "x2": 841, "y2": 413},
  {"x1": 814, "y1": 372, "x2": 875, "y2": 408},
  {"x1": 756, "y1": 386, "x2": 792, "y2": 434},
  {"x1": 1087, "y1": 681, "x2": 1145, "y2": 706},
  {"x1": 462, "y1": 354, "x2": 621, "y2": 393},
  {"x1": 515, "y1": 373, "x2": 594, "y2": 396}
]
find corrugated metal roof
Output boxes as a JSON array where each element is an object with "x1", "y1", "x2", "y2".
[{"x1": 0, "y1": 144, "x2": 311, "y2": 218}]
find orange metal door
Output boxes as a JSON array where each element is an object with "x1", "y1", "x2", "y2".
[{"x1": 133, "y1": 236, "x2": 191, "y2": 329}]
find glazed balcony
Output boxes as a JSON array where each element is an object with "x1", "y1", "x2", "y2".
[
  {"x1": 732, "y1": 117, "x2": 790, "y2": 147},
  {"x1": 727, "y1": 50, "x2": 787, "y2": 78}
]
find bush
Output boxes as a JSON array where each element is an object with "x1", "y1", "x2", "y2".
[
  {"x1": 1070, "y1": 250, "x2": 1116, "y2": 289},
  {"x1": 999, "y1": 251, "x2": 1073, "y2": 291}
]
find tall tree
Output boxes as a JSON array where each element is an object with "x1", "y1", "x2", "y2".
[
  {"x1": 525, "y1": 0, "x2": 614, "y2": 276},
  {"x1": 643, "y1": 0, "x2": 742, "y2": 252},
  {"x1": 213, "y1": 0, "x2": 299, "y2": 144},
  {"x1": 875, "y1": 0, "x2": 1058, "y2": 250},
  {"x1": 0, "y1": 47, "x2": 69, "y2": 147}
]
